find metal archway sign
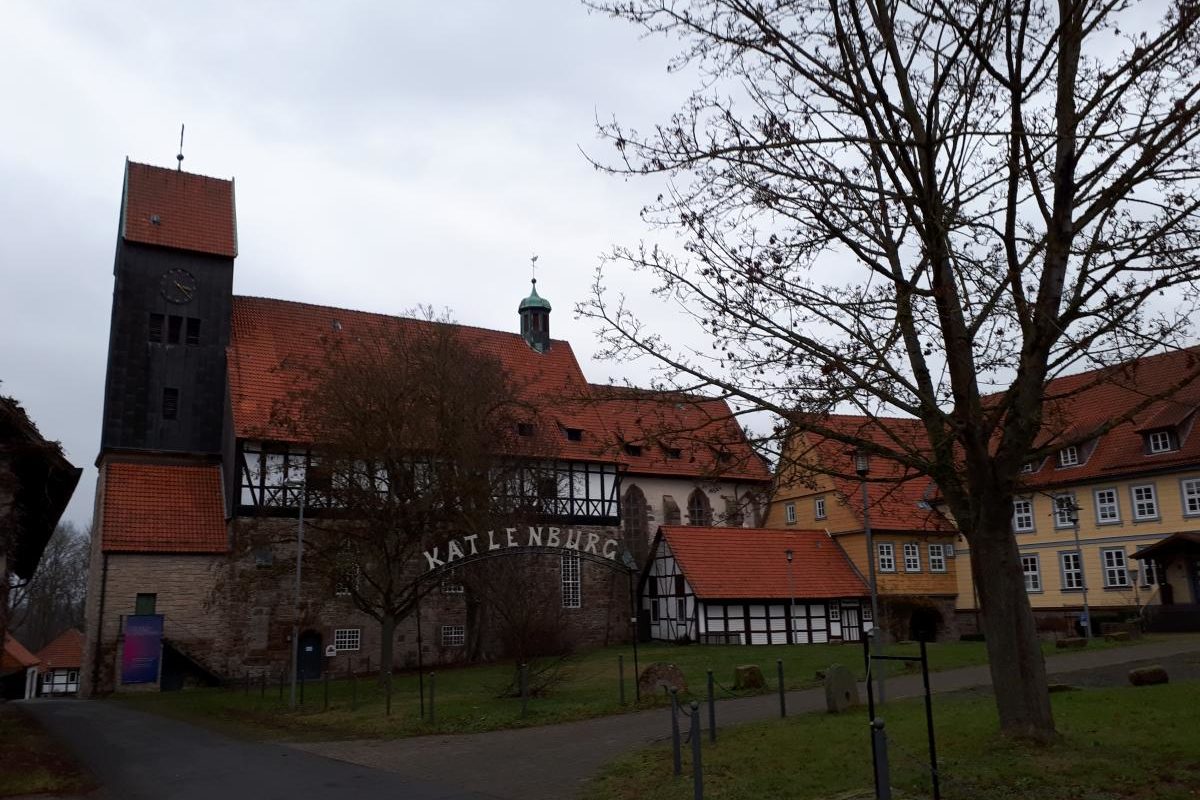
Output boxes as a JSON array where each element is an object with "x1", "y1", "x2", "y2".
[{"x1": 421, "y1": 525, "x2": 637, "y2": 579}]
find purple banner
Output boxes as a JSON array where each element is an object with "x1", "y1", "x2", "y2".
[{"x1": 121, "y1": 614, "x2": 163, "y2": 685}]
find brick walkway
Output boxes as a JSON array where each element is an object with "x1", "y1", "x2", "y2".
[{"x1": 290, "y1": 634, "x2": 1200, "y2": 800}]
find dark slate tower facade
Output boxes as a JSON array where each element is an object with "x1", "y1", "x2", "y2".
[
  {"x1": 99, "y1": 161, "x2": 237, "y2": 457},
  {"x1": 518, "y1": 278, "x2": 551, "y2": 353}
]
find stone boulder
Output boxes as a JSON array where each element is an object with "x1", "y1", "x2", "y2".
[
  {"x1": 733, "y1": 664, "x2": 766, "y2": 691},
  {"x1": 1129, "y1": 666, "x2": 1169, "y2": 686},
  {"x1": 823, "y1": 664, "x2": 859, "y2": 713},
  {"x1": 638, "y1": 663, "x2": 688, "y2": 697}
]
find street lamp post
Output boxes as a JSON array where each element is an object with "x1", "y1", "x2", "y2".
[
  {"x1": 1067, "y1": 502, "x2": 1093, "y2": 641},
  {"x1": 855, "y1": 448, "x2": 885, "y2": 703},
  {"x1": 1129, "y1": 565, "x2": 1141, "y2": 621},
  {"x1": 785, "y1": 549, "x2": 796, "y2": 644},
  {"x1": 285, "y1": 478, "x2": 307, "y2": 709}
]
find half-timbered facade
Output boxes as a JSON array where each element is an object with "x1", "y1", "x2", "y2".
[{"x1": 641, "y1": 527, "x2": 871, "y2": 645}]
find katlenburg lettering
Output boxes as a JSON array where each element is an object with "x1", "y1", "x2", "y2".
[{"x1": 422, "y1": 528, "x2": 624, "y2": 572}]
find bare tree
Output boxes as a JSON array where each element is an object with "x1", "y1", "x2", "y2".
[
  {"x1": 8, "y1": 522, "x2": 90, "y2": 651},
  {"x1": 582, "y1": 0, "x2": 1200, "y2": 739},
  {"x1": 272, "y1": 311, "x2": 534, "y2": 685}
]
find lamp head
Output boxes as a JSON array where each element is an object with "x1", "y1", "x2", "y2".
[
  {"x1": 785, "y1": 549, "x2": 794, "y2": 563},
  {"x1": 854, "y1": 447, "x2": 871, "y2": 477}
]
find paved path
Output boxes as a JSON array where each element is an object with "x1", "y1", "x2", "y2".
[
  {"x1": 293, "y1": 635, "x2": 1200, "y2": 800},
  {"x1": 22, "y1": 698, "x2": 497, "y2": 800}
]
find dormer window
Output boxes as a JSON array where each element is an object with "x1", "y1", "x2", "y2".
[
  {"x1": 517, "y1": 422, "x2": 534, "y2": 437},
  {"x1": 666, "y1": 447, "x2": 683, "y2": 460},
  {"x1": 1057, "y1": 446, "x2": 1080, "y2": 468},
  {"x1": 624, "y1": 443, "x2": 643, "y2": 457},
  {"x1": 1147, "y1": 429, "x2": 1176, "y2": 454},
  {"x1": 565, "y1": 428, "x2": 583, "y2": 442},
  {"x1": 1020, "y1": 459, "x2": 1038, "y2": 474}
]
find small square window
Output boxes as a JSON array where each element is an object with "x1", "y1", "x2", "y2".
[
  {"x1": 784, "y1": 502, "x2": 796, "y2": 524},
  {"x1": 1147, "y1": 430, "x2": 1174, "y2": 453},
  {"x1": 624, "y1": 443, "x2": 643, "y2": 457},
  {"x1": 828, "y1": 605, "x2": 841, "y2": 622},
  {"x1": 334, "y1": 628, "x2": 361, "y2": 652},
  {"x1": 441, "y1": 625, "x2": 465, "y2": 647},
  {"x1": 1020, "y1": 460, "x2": 1038, "y2": 474},
  {"x1": 135, "y1": 593, "x2": 157, "y2": 615},
  {"x1": 565, "y1": 428, "x2": 583, "y2": 442},
  {"x1": 665, "y1": 447, "x2": 683, "y2": 460},
  {"x1": 253, "y1": 547, "x2": 273, "y2": 568},
  {"x1": 1058, "y1": 446, "x2": 1080, "y2": 467},
  {"x1": 517, "y1": 422, "x2": 534, "y2": 437},
  {"x1": 814, "y1": 497, "x2": 827, "y2": 520},
  {"x1": 162, "y1": 387, "x2": 179, "y2": 420}
]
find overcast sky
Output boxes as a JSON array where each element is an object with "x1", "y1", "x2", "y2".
[{"x1": 1, "y1": 1, "x2": 696, "y2": 527}]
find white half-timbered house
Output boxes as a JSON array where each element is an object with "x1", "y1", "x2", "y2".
[{"x1": 641, "y1": 526, "x2": 872, "y2": 644}]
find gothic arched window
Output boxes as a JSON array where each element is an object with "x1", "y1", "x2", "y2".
[
  {"x1": 687, "y1": 489, "x2": 712, "y2": 527},
  {"x1": 622, "y1": 484, "x2": 649, "y2": 564}
]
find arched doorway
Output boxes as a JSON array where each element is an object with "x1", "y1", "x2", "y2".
[{"x1": 297, "y1": 630, "x2": 323, "y2": 679}]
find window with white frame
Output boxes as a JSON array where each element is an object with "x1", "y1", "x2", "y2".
[
  {"x1": 877, "y1": 543, "x2": 895, "y2": 573},
  {"x1": 814, "y1": 497, "x2": 827, "y2": 520},
  {"x1": 1012, "y1": 498, "x2": 1035, "y2": 532},
  {"x1": 1147, "y1": 430, "x2": 1175, "y2": 453},
  {"x1": 828, "y1": 604, "x2": 841, "y2": 622},
  {"x1": 1060, "y1": 552, "x2": 1084, "y2": 590},
  {"x1": 334, "y1": 628, "x2": 361, "y2": 652},
  {"x1": 1052, "y1": 495, "x2": 1076, "y2": 528},
  {"x1": 785, "y1": 502, "x2": 796, "y2": 524},
  {"x1": 1131, "y1": 484, "x2": 1159, "y2": 520},
  {"x1": 441, "y1": 625, "x2": 465, "y2": 647},
  {"x1": 1058, "y1": 446, "x2": 1080, "y2": 467},
  {"x1": 1182, "y1": 478, "x2": 1200, "y2": 516},
  {"x1": 1021, "y1": 554, "x2": 1042, "y2": 592},
  {"x1": 561, "y1": 554, "x2": 582, "y2": 608},
  {"x1": 903, "y1": 542, "x2": 921, "y2": 572},
  {"x1": 1141, "y1": 560, "x2": 1161, "y2": 586},
  {"x1": 1102, "y1": 549, "x2": 1129, "y2": 587},
  {"x1": 928, "y1": 544, "x2": 946, "y2": 573},
  {"x1": 1094, "y1": 488, "x2": 1120, "y2": 524},
  {"x1": 1020, "y1": 459, "x2": 1038, "y2": 473}
]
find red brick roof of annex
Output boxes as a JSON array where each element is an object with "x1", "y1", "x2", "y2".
[
  {"x1": 100, "y1": 462, "x2": 227, "y2": 554},
  {"x1": 656, "y1": 526, "x2": 869, "y2": 600},
  {"x1": 778, "y1": 346, "x2": 1200, "y2": 522},
  {"x1": 587, "y1": 384, "x2": 772, "y2": 482},
  {"x1": 35, "y1": 628, "x2": 83, "y2": 671},
  {"x1": 777, "y1": 415, "x2": 954, "y2": 533},
  {"x1": 121, "y1": 162, "x2": 237, "y2": 257}
]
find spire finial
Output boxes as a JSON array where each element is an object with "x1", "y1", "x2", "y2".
[
  {"x1": 530, "y1": 254, "x2": 538, "y2": 287},
  {"x1": 177, "y1": 124, "x2": 185, "y2": 171}
]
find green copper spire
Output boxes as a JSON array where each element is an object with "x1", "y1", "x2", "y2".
[{"x1": 518, "y1": 278, "x2": 552, "y2": 312}]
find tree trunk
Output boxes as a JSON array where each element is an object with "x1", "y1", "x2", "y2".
[
  {"x1": 378, "y1": 612, "x2": 396, "y2": 688},
  {"x1": 968, "y1": 502, "x2": 1056, "y2": 741}
]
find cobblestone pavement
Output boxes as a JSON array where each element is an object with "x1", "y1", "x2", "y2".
[{"x1": 291, "y1": 634, "x2": 1200, "y2": 800}]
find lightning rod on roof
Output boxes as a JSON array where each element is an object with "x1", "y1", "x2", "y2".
[
  {"x1": 177, "y1": 124, "x2": 185, "y2": 171},
  {"x1": 531, "y1": 254, "x2": 538, "y2": 284}
]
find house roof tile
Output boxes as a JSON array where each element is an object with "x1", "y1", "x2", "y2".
[
  {"x1": 657, "y1": 526, "x2": 868, "y2": 600},
  {"x1": 1, "y1": 635, "x2": 40, "y2": 672},
  {"x1": 35, "y1": 628, "x2": 83, "y2": 671},
  {"x1": 101, "y1": 463, "x2": 227, "y2": 553},
  {"x1": 122, "y1": 161, "x2": 236, "y2": 257}
]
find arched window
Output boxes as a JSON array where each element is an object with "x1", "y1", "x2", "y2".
[
  {"x1": 687, "y1": 489, "x2": 712, "y2": 526},
  {"x1": 662, "y1": 495, "x2": 682, "y2": 525},
  {"x1": 622, "y1": 484, "x2": 649, "y2": 564},
  {"x1": 723, "y1": 497, "x2": 744, "y2": 527},
  {"x1": 741, "y1": 492, "x2": 760, "y2": 527}
]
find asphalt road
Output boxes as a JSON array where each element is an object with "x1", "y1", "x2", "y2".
[{"x1": 21, "y1": 698, "x2": 497, "y2": 800}]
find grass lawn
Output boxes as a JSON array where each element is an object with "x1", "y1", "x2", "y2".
[
  {"x1": 584, "y1": 681, "x2": 1200, "y2": 800},
  {"x1": 0, "y1": 704, "x2": 95, "y2": 797},
  {"x1": 114, "y1": 635, "x2": 1144, "y2": 742}
]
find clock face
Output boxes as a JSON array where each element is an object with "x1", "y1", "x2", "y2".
[{"x1": 160, "y1": 268, "x2": 198, "y2": 304}]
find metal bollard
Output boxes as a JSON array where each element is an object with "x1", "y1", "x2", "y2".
[
  {"x1": 690, "y1": 701, "x2": 703, "y2": 800},
  {"x1": 777, "y1": 659, "x2": 786, "y2": 718},
  {"x1": 278, "y1": 668, "x2": 284, "y2": 700},
  {"x1": 670, "y1": 688, "x2": 682, "y2": 777},
  {"x1": 351, "y1": 670, "x2": 358, "y2": 711},
  {"x1": 619, "y1": 654, "x2": 626, "y2": 705},
  {"x1": 429, "y1": 673, "x2": 437, "y2": 725},
  {"x1": 323, "y1": 670, "x2": 329, "y2": 711},
  {"x1": 244, "y1": 671, "x2": 249, "y2": 695},
  {"x1": 520, "y1": 663, "x2": 529, "y2": 718},
  {"x1": 260, "y1": 670, "x2": 265, "y2": 699},
  {"x1": 872, "y1": 717, "x2": 892, "y2": 800},
  {"x1": 386, "y1": 675, "x2": 392, "y2": 717},
  {"x1": 706, "y1": 670, "x2": 716, "y2": 743},
  {"x1": 299, "y1": 672, "x2": 305, "y2": 706}
]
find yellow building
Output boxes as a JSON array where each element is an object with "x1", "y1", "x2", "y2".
[{"x1": 766, "y1": 416, "x2": 960, "y2": 641}]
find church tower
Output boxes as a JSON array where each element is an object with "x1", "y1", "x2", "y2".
[
  {"x1": 99, "y1": 160, "x2": 237, "y2": 457},
  {"x1": 518, "y1": 278, "x2": 551, "y2": 353}
]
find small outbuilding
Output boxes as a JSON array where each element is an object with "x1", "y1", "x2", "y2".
[
  {"x1": 1133, "y1": 533, "x2": 1200, "y2": 631},
  {"x1": 1, "y1": 634, "x2": 42, "y2": 699},
  {"x1": 37, "y1": 628, "x2": 84, "y2": 696},
  {"x1": 640, "y1": 526, "x2": 872, "y2": 645}
]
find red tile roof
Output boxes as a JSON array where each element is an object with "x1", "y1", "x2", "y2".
[
  {"x1": 780, "y1": 415, "x2": 954, "y2": 532},
  {"x1": 588, "y1": 385, "x2": 771, "y2": 482},
  {"x1": 35, "y1": 628, "x2": 83, "y2": 671},
  {"x1": 102, "y1": 463, "x2": 228, "y2": 553},
  {"x1": 657, "y1": 526, "x2": 868, "y2": 599},
  {"x1": 1, "y1": 635, "x2": 40, "y2": 672},
  {"x1": 122, "y1": 161, "x2": 237, "y2": 257}
]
